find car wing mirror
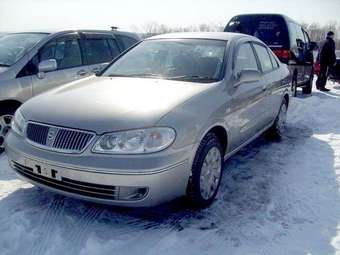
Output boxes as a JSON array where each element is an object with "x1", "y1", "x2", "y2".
[
  {"x1": 234, "y1": 69, "x2": 261, "y2": 87},
  {"x1": 37, "y1": 59, "x2": 57, "y2": 78}
]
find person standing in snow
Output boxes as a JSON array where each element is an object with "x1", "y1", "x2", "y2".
[{"x1": 316, "y1": 31, "x2": 337, "y2": 92}]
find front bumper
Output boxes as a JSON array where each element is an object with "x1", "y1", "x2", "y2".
[{"x1": 5, "y1": 132, "x2": 193, "y2": 207}]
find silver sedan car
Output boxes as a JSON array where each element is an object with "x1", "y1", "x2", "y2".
[{"x1": 5, "y1": 32, "x2": 290, "y2": 208}]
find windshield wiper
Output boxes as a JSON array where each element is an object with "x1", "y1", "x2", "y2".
[
  {"x1": 168, "y1": 75, "x2": 218, "y2": 81},
  {"x1": 108, "y1": 73, "x2": 162, "y2": 78},
  {"x1": 0, "y1": 64, "x2": 10, "y2": 67}
]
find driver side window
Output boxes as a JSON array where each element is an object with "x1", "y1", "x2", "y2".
[
  {"x1": 234, "y1": 43, "x2": 259, "y2": 76},
  {"x1": 39, "y1": 36, "x2": 82, "y2": 70},
  {"x1": 17, "y1": 35, "x2": 82, "y2": 78}
]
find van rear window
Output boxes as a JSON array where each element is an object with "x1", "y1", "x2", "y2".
[{"x1": 224, "y1": 15, "x2": 289, "y2": 48}]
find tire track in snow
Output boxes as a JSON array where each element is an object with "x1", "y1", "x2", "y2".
[
  {"x1": 63, "y1": 206, "x2": 103, "y2": 254},
  {"x1": 29, "y1": 196, "x2": 65, "y2": 255},
  {"x1": 116, "y1": 210, "x2": 188, "y2": 254}
]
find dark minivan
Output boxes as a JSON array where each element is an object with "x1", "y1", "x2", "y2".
[{"x1": 224, "y1": 14, "x2": 317, "y2": 96}]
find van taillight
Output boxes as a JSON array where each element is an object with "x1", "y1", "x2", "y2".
[{"x1": 272, "y1": 49, "x2": 291, "y2": 60}]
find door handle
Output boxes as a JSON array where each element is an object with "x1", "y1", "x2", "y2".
[
  {"x1": 77, "y1": 70, "x2": 88, "y2": 76},
  {"x1": 262, "y1": 85, "x2": 267, "y2": 91}
]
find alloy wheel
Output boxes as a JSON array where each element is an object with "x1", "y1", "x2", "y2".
[
  {"x1": 0, "y1": 114, "x2": 13, "y2": 150},
  {"x1": 199, "y1": 146, "x2": 222, "y2": 200}
]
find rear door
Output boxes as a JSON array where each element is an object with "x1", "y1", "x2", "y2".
[
  {"x1": 253, "y1": 43, "x2": 283, "y2": 122},
  {"x1": 81, "y1": 33, "x2": 121, "y2": 75},
  {"x1": 228, "y1": 41, "x2": 267, "y2": 149},
  {"x1": 31, "y1": 33, "x2": 86, "y2": 95}
]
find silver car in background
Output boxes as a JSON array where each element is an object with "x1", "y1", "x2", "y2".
[
  {"x1": 0, "y1": 30, "x2": 140, "y2": 152},
  {"x1": 5, "y1": 32, "x2": 290, "y2": 208}
]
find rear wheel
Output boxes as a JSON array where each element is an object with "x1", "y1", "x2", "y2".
[
  {"x1": 266, "y1": 98, "x2": 288, "y2": 139},
  {"x1": 291, "y1": 77, "x2": 298, "y2": 97},
  {"x1": 302, "y1": 69, "x2": 314, "y2": 94},
  {"x1": 187, "y1": 133, "x2": 223, "y2": 209},
  {"x1": 0, "y1": 106, "x2": 18, "y2": 154}
]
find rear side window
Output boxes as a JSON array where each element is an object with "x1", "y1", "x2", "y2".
[
  {"x1": 234, "y1": 42, "x2": 259, "y2": 75},
  {"x1": 107, "y1": 39, "x2": 121, "y2": 59},
  {"x1": 225, "y1": 15, "x2": 289, "y2": 48},
  {"x1": 253, "y1": 44, "x2": 274, "y2": 72},
  {"x1": 116, "y1": 35, "x2": 138, "y2": 50},
  {"x1": 84, "y1": 38, "x2": 117, "y2": 65},
  {"x1": 268, "y1": 49, "x2": 279, "y2": 68}
]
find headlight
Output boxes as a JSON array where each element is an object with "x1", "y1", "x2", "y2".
[
  {"x1": 11, "y1": 109, "x2": 26, "y2": 136},
  {"x1": 92, "y1": 127, "x2": 176, "y2": 154}
]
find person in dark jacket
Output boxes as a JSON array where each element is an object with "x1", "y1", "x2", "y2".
[{"x1": 316, "y1": 31, "x2": 337, "y2": 91}]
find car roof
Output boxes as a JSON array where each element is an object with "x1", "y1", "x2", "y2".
[
  {"x1": 229, "y1": 13, "x2": 300, "y2": 25},
  {"x1": 2, "y1": 30, "x2": 140, "y2": 40},
  {"x1": 146, "y1": 32, "x2": 246, "y2": 41}
]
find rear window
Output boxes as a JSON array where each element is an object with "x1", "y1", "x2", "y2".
[{"x1": 225, "y1": 15, "x2": 289, "y2": 48}]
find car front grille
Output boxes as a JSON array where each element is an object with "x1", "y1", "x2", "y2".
[
  {"x1": 26, "y1": 122, "x2": 95, "y2": 154},
  {"x1": 12, "y1": 161, "x2": 119, "y2": 200}
]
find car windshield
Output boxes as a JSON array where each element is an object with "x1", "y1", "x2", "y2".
[
  {"x1": 102, "y1": 39, "x2": 227, "y2": 83},
  {"x1": 0, "y1": 33, "x2": 48, "y2": 66}
]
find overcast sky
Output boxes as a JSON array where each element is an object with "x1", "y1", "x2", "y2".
[{"x1": 0, "y1": 0, "x2": 339, "y2": 32}]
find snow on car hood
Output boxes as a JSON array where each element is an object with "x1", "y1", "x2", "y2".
[{"x1": 21, "y1": 76, "x2": 212, "y2": 134}]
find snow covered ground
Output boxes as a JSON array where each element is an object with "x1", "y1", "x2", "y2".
[{"x1": 1, "y1": 80, "x2": 340, "y2": 255}]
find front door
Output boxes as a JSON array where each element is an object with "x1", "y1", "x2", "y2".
[{"x1": 32, "y1": 33, "x2": 87, "y2": 95}]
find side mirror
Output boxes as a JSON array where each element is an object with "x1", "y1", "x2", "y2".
[
  {"x1": 38, "y1": 59, "x2": 57, "y2": 73},
  {"x1": 309, "y1": 41, "x2": 318, "y2": 51},
  {"x1": 234, "y1": 69, "x2": 261, "y2": 87}
]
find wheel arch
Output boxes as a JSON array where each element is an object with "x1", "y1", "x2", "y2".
[
  {"x1": 200, "y1": 125, "x2": 229, "y2": 155},
  {"x1": 0, "y1": 99, "x2": 22, "y2": 114}
]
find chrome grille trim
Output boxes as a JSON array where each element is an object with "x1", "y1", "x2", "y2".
[{"x1": 25, "y1": 122, "x2": 96, "y2": 154}]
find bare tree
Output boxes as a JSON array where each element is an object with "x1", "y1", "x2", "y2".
[{"x1": 134, "y1": 21, "x2": 340, "y2": 49}]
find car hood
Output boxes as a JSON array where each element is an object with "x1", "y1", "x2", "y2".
[{"x1": 22, "y1": 76, "x2": 212, "y2": 134}]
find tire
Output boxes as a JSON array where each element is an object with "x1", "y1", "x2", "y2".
[
  {"x1": 291, "y1": 77, "x2": 298, "y2": 97},
  {"x1": 302, "y1": 69, "x2": 313, "y2": 94},
  {"x1": 187, "y1": 133, "x2": 223, "y2": 209},
  {"x1": 266, "y1": 98, "x2": 288, "y2": 139},
  {"x1": 0, "y1": 105, "x2": 18, "y2": 154}
]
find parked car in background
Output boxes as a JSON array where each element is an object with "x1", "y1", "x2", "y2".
[
  {"x1": 5, "y1": 32, "x2": 290, "y2": 208},
  {"x1": 329, "y1": 50, "x2": 340, "y2": 81},
  {"x1": 224, "y1": 14, "x2": 317, "y2": 97},
  {"x1": 0, "y1": 30, "x2": 140, "y2": 152}
]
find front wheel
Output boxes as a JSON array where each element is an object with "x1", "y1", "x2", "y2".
[
  {"x1": 187, "y1": 133, "x2": 223, "y2": 209},
  {"x1": 0, "y1": 106, "x2": 17, "y2": 154}
]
